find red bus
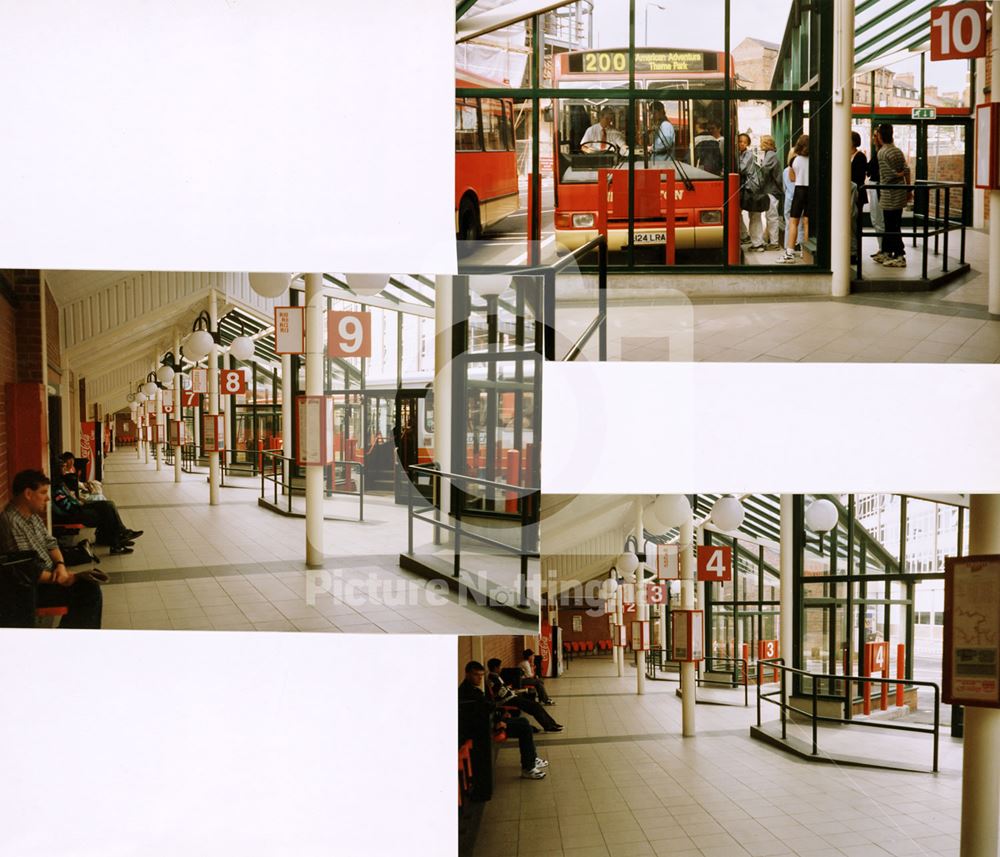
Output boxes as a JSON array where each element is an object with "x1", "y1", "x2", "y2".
[
  {"x1": 553, "y1": 48, "x2": 739, "y2": 257},
  {"x1": 455, "y1": 71, "x2": 519, "y2": 241}
]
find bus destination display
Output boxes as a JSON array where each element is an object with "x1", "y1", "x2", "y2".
[{"x1": 568, "y1": 50, "x2": 710, "y2": 74}]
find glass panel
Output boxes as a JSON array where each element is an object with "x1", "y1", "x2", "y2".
[
  {"x1": 803, "y1": 606, "x2": 831, "y2": 673},
  {"x1": 913, "y1": 577, "x2": 944, "y2": 684},
  {"x1": 455, "y1": 21, "x2": 533, "y2": 89},
  {"x1": 873, "y1": 55, "x2": 920, "y2": 112},
  {"x1": 851, "y1": 493, "x2": 901, "y2": 562},
  {"x1": 926, "y1": 124, "x2": 967, "y2": 223},
  {"x1": 540, "y1": 3, "x2": 592, "y2": 88},
  {"x1": 904, "y1": 498, "x2": 961, "y2": 575},
  {"x1": 637, "y1": 0, "x2": 727, "y2": 81},
  {"x1": 923, "y1": 58, "x2": 971, "y2": 110}
]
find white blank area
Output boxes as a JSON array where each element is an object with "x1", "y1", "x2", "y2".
[
  {"x1": 542, "y1": 363, "x2": 1000, "y2": 493},
  {"x1": 0, "y1": 1, "x2": 455, "y2": 274},
  {"x1": 0, "y1": 630, "x2": 454, "y2": 856}
]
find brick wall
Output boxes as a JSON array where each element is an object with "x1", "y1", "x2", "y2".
[
  {"x1": 45, "y1": 284, "x2": 60, "y2": 380},
  {"x1": 0, "y1": 284, "x2": 16, "y2": 506},
  {"x1": 10, "y1": 271, "x2": 42, "y2": 384},
  {"x1": 927, "y1": 152, "x2": 966, "y2": 220},
  {"x1": 457, "y1": 636, "x2": 532, "y2": 681},
  {"x1": 558, "y1": 607, "x2": 614, "y2": 647}
]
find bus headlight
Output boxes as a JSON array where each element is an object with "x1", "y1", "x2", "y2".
[
  {"x1": 572, "y1": 213, "x2": 595, "y2": 228},
  {"x1": 699, "y1": 210, "x2": 722, "y2": 224}
]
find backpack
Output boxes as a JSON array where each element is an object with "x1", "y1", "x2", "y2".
[{"x1": 744, "y1": 156, "x2": 765, "y2": 194}]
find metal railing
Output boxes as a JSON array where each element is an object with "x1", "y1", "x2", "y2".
[
  {"x1": 646, "y1": 647, "x2": 749, "y2": 707},
  {"x1": 259, "y1": 450, "x2": 364, "y2": 522},
  {"x1": 180, "y1": 444, "x2": 202, "y2": 474},
  {"x1": 406, "y1": 464, "x2": 539, "y2": 609},
  {"x1": 856, "y1": 180, "x2": 966, "y2": 282},
  {"x1": 457, "y1": 235, "x2": 608, "y2": 362},
  {"x1": 756, "y1": 658, "x2": 940, "y2": 773}
]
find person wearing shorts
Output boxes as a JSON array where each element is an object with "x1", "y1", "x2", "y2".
[{"x1": 778, "y1": 134, "x2": 809, "y2": 264}]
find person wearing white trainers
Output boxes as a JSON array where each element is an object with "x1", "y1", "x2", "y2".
[
  {"x1": 459, "y1": 661, "x2": 547, "y2": 780},
  {"x1": 875, "y1": 123, "x2": 910, "y2": 268},
  {"x1": 778, "y1": 134, "x2": 809, "y2": 264}
]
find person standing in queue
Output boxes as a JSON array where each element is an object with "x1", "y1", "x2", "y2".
[
  {"x1": 778, "y1": 134, "x2": 809, "y2": 264},
  {"x1": 874, "y1": 123, "x2": 910, "y2": 268},
  {"x1": 850, "y1": 131, "x2": 868, "y2": 265},
  {"x1": 648, "y1": 101, "x2": 675, "y2": 164}
]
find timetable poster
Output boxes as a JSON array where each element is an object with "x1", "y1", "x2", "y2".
[{"x1": 945, "y1": 555, "x2": 1000, "y2": 707}]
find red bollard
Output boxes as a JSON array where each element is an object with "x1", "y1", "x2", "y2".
[
  {"x1": 505, "y1": 450, "x2": 520, "y2": 513},
  {"x1": 896, "y1": 643, "x2": 905, "y2": 708},
  {"x1": 741, "y1": 642, "x2": 749, "y2": 685},
  {"x1": 862, "y1": 657, "x2": 871, "y2": 716}
]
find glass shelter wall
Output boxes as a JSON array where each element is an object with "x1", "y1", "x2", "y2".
[{"x1": 456, "y1": 0, "x2": 833, "y2": 274}]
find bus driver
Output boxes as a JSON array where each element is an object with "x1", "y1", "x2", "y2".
[{"x1": 580, "y1": 106, "x2": 627, "y2": 154}]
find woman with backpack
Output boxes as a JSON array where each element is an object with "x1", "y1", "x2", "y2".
[
  {"x1": 738, "y1": 133, "x2": 768, "y2": 253},
  {"x1": 759, "y1": 135, "x2": 784, "y2": 250}
]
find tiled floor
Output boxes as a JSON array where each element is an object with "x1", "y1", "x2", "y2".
[
  {"x1": 554, "y1": 229, "x2": 1000, "y2": 363},
  {"x1": 471, "y1": 658, "x2": 962, "y2": 857},
  {"x1": 88, "y1": 451, "x2": 534, "y2": 634}
]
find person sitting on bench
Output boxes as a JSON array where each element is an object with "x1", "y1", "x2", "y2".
[
  {"x1": 0, "y1": 470, "x2": 103, "y2": 629},
  {"x1": 53, "y1": 454, "x2": 141, "y2": 555},
  {"x1": 518, "y1": 649, "x2": 554, "y2": 705},
  {"x1": 487, "y1": 658, "x2": 563, "y2": 733},
  {"x1": 459, "y1": 661, "x2": 548, "y2": 780}
]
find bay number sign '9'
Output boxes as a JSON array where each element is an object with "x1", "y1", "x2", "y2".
[{"x1": 328, "y1": 311, "x2": 372, "y2": 359}]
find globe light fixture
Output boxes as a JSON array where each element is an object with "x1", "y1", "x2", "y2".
[
  {"x1": 653, "y1": 494, "x2": 692, "y2": 528},
  {"x1": 617, "y1": 550, "x2": 639, "y2": 580},
  {"x1": 248, "y1": 272, "x2": 292, "y2": 299},
  {"x1": 710, "y1": 495, "x2": 745, "y2": 532},
  {"x1": 155, "y1": 365, "x2": 175, "y2": 386},
  {"x1": 805, "y1": 498, "x2": 838, "y2": 533},
  {"x1": 229, "y1": 335, "x2": 255, "y2": 361},
  {"x1": 345, "y1": 273, "x2": 390, "y2": 296},
  {"x1": 473, "y1": 275, "x2": 511, "y2": 297}
]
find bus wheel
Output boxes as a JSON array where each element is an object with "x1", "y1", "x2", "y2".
[{"x1": 458, "y1": 198, "x2": 481, "y2": 244}]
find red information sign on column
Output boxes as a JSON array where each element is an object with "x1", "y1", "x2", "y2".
[
  {"x1": 181, "y1": 390, "x2": 199, "y2": 408},
  {"x1": 219, "y1": 369, "x2": 246, "y2": 395},
  {"x1": 697, "y1": 545, "x2": 732, "y2": 581},
  {"x1": 646, "y1": 582, "x2": 668, "y2": 605},
  {"x1": 328, "y1": 311, "x2": 372, "y2": 358},
  {"x1": 930, "y1": 3, "x2": 987, "y2": 61},
  {"x1": 274, "y1": 306, "x2": 305, "y2": 355},
  {"x1": 201, "y1": 414, "x2": 225, "y2": 452}
]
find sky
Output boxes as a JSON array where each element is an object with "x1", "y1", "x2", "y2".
[{"x1": 590, "y1": 0, "x2": 969, "y2": 94}]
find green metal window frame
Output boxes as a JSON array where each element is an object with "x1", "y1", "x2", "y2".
[{"x1": 456, "y1": 0, "x2": 835, "y2": 275}]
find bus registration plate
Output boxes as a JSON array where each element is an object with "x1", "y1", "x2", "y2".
[{"x1": 634, "y1": 232, "x2": 666, "y2": 245}]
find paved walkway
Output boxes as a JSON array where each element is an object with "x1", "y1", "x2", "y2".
[
  {"x1": 471, "y1": 657, "x2": 962, "y2": 857},
  {"x1": 554, "y1": 229, "x2": 1000, "y2": 363},
  {"x1": 91, "y1": 450, "x2": 533, "y2": 634}
]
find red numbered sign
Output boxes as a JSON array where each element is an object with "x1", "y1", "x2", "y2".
[
  {"x1": 162, "y1": 403, "x2": 174, "y2": 414},
  {"x1": 181, "y1": 390, "x2": 199, "y2": 408},
  {"x1": 220, "y1": 369, "x2": 246, "y2": 395},
  {"x1": 646, "y1": 583, "x2": 668, "y2": 605},
  {"x1": 865, "y1": 641, "x2": 889, "y2": 675},
  {"x1": 623, "y1": 602, "x2": 636, "y2": 614},
  {"x1": 328, "y1": 311, "x2": 372, "y2": 358},
  {"x1": 930, "y1": 3, "x2": 987, "y2": 61},
  {"x1": 758, "y1": 639, "x2": 779, "y2": 660},
  {"x1": 697, "y1": 545, "x2": 732, "y2": 582}
]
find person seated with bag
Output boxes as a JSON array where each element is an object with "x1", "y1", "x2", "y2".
[
  {"x1": 53, "y1": 454, "x2": 141, "y2": 555},
  {"x1": 0, "y1": 470, "x2": 103, "y2": 629},
  {"x1": 487, "y1": 658, "x2": 563, "y2": 733}
]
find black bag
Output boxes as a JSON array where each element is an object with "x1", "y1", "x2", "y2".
[{"x1": 0, "y1": 551, "x2": 43, "y2": 628}]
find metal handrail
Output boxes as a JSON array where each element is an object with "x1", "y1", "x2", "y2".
[
  {"x1": 406, "y1": 464, "x2": 538, "y2": 610},
  {"x1": 259, "y1": 450, "x2": 364, "y2": 522},
  {"x1": 457, "y1": 235, "x2": 608, "y2": 362},
  {"x1": 562, "y1": 310, "x2": 607, "y2": 362},
  {"x1": 646, "y1": 647, "x2": 749, "y2": 707},
  {"x1": 755, "y1": 658, "x2": 940, "y2": 773},
  {"x1": 856, "y1": 179, "x2": 966, "y2": 283}
]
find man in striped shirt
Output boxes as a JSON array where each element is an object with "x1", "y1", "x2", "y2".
[
  {"x1": 875, "y1": 124, "x2": 911, "y2": 268},
  {"x1": 1, "y1": 470, "x2": 102, "y2": 628}
]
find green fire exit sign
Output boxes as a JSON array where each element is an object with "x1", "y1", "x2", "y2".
[{"x1": 912, "y1": 107, "x2": 937, "y2": 120}]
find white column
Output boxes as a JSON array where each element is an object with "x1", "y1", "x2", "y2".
[
  {"x1": 433, "y1": 274, "x2": 453, "y2": 530},
  {"x1": 208, "y1": 292, "x2": 220, "y2": 506},
  {"x1": 173, "y1": 334, "x2": 182, "y2": 484},
  {"x1": 281, "y1": 353, "x2": 293, "y2": 491},
  {"x1": 615, "y1": 583, "x2": 624, "y2": 678},
  {"x1": 780, "y1": 495, "x2": 795, "y2": 705},
  {"x1": 304, "y1": 272, "x2": 324, "y2": 568},
  {"x1": 679, "y1": 512, "x2": 696, "y2": 737},
  {"x1": 959, "y1": 495, "x2": 1000, "y2": 857},
  {"x1": 222, "y1": 350, "x2": 232, "y2": 470},
  {"x1": 989, "y1": 2, "x2": 1000, "y2": 315},
  {"x1": 830, "y1": 0, "x2": 855, "y2": 297},
  {"x1": 635, "y1": 500, "x2": 646, "y2": 695},
  {"x1": 143, "y1": 400, "x2": 150, "y2": 464},
  {"x1": 154, "y1": 369, "x2": 162, "y2": 472}
]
